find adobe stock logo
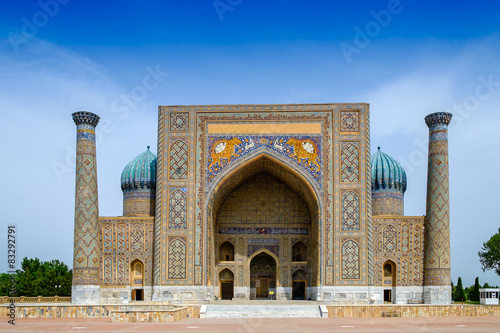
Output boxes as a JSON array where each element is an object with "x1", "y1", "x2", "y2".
[
  {"x1": 213, "y1": 0, "x2": 243, "y2": 21},
  {"x1": 8, "y1": 0, "x2": 71, "y2": 53},
  {"x1": 340, "y1": 0, "x2": 412, "y2": 64}
]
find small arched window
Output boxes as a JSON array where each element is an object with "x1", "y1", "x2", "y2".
[
  {"x1": 130, "y1": 259, "x2": 144, "y2": 286},
  {"x1": 219, "y1": 241, "x2": 234, "y2": 261},
  {"x1": 292, "y1": 241, "x2": 307, "y2": 262},
  {"x1": 384, "y1": 262, "x2": 393, "y2": 277}
]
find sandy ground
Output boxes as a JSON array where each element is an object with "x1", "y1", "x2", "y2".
[{"x1": 1, "y1": 316, "x2": 500, "y2": 333}]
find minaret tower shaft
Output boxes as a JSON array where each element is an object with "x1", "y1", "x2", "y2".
[
  {"x1": 423, "y1": 112, "x2": 452, "y2": 304},
  {"x1": 72, "y1": 111, "x2": 101, "y2": 304}
]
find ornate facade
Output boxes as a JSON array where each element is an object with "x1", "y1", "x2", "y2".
[{"x1": 71, "y1": 105, "x2": 452, "y2": 305}]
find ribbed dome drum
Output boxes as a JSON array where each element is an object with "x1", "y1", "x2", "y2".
[
  {"x1": 121, "y1": 146, "x2": 157, "y2": 216},
  {"x1": 371, "y1": 147, "x2": 407, "y2": 216}
]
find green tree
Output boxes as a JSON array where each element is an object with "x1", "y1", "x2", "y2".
[
  {"x1": 0, "y1": 273, "x2": 16, "y2": 296},
  {"x1": 478, "y1": 228, "x2": 500, "y2": 276},
  {"x1": 453, "y1": 277, "x2": 466, "y2": 302},
  {"x1": 469, "y1": 277, "x2": 481, "y2": 302},
  {"x1": 4, "y1": 258, "x2": 72, "y2": 297}
]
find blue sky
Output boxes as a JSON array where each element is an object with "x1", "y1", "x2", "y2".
[{"x1": 1, "y1": 0, "x2": 500, "y2": 288}]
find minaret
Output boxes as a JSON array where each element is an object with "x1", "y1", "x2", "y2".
[
  {"x1": 72, "y1": 111, "x2": 100, "y2": 304},
  {"x1": 423, "y1": 112, "x2": 452, "y2": 304}
]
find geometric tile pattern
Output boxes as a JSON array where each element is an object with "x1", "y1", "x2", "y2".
[
  {"x1": 340, "y1": 142, "x2": 360, "y2": 183},
  {"x1": 340, "y1": 110, "x2": 360, "y2": 132},
  {"x1": 168, "y1": 187, "x2": 188, "y2": 229},
  {"x1": 341, "y1": 239, "x2": 360, "y2": 279},
  {"x1": 372, "y1": 217, "x2": 425, "y2": 286},
  {"x1": 103, "y1": 223, "x2": 113, "y2": 253},
  {"x1": 400, "y1": 258, "x2": 409, "y2": 285},
  {"x1": 130, "y1": 225, "x2": 145, "y2": 253},
  {"x1": 117, "y1": 256, "x2": 127, "y2": 284},
  {"x1": 153, "y1": 109, "x2": 165, "y2": 284},
  {"x1": 248, "y1": 245, "x2": 279, "y2": 257},
  {"x1": 424, "y1": 112, "x2": 452, "y2": 286},
  {"x1": 117, "y1": 224, "x2": 127, "y2": 253},
  {"x1": 103, "y1": 257, "x2": 113, "y2": 284},
  {"x1": 412, "y1": 258, "x2": 421, "y2": 284},
  {"x1": 170, "y1": 112, "x2": 189, "y2": 132},
  {"x1": 413, "y1": 225, "x2": 422, "y2": 253},
  {"x1": 382, "y1": 225, "x2": 397, "y2": 253},
  {"x1": 98, "y1": 217, "x2": 154, "y2": 286},
  {"x1": 168, "y1": 237, "x2": 187, "y2": 279},
  {"x1": 169, "y1": 139, "x2": 189, "y2": 180},
  {"x1": 217, "y1": 173, "x2": 310, "y2": 225},
  {"x1": 401, "y1": 224, "x2": 409, "y2": 253},
  {"x1": 341, "y1": 190, "x2": 360, "y2": 231},
  {"x1": 72, "y1": 112, "x2": 100, "y2": 286}
]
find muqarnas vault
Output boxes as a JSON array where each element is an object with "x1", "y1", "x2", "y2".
[{"x1": 70, "y1": 104, "x2": 452, "y2": 305}]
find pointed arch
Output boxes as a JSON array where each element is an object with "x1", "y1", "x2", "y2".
[
  {"x1": 219, "y1": 268, "x2": 234, "y2": 300},
  {"x1": 207, "y1": 152, "x2": 321, "y2": 288},
  {"x1": 130, "y1": 259, "x2": 144, "y2": 286},
  {"x1": 292, "y1": 241, "x2": 308, "y2": 262},
  {"x1": 248, "y1": 250, "x2": 279, "y2": 299},
  {"x1": 292, "y1": 268, "x2": 307, "y2": 281},
  {"x1": 383, "y1": 259, "x2": 397, "y2": 287},
  {"x1": 219, "y1": 241, "x2": 235, "y2": 262}
]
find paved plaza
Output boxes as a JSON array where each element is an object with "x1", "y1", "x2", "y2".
[{"x1": 2, "y1": 317, "x2": 500, "y2": 332}]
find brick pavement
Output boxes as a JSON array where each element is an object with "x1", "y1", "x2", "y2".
[{"x1": 1, "y1": 317, "x2": 500, "y2": 332}]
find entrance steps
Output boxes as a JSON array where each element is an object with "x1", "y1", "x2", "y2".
[{"x1": 203, "y1": 303, "x2": 325, "y2": 318}]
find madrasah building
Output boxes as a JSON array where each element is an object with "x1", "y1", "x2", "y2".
[{"x1": 70, "y1": 104, "x2": 452, "y2": 305}]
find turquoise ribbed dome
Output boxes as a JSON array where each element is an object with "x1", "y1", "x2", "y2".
[
  {"x1": 121, "y1": 146, "x2": 157, "y2": 191},
  {"x1": 371, "y1": 147, "x2": 407, "y2": 193}
]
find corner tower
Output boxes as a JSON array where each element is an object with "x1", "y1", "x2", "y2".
[
  {"x1": 423, "y1": 112, "x2": 452, "y2": 304},
  {"x1": 72, "y1": 111, "x2": 100, "y2": 304}
]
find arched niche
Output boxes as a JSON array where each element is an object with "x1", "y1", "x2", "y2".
[
  {"x1": 248, "y1": 250, "x2": 278, "y2": 300},
  {"x1": 383, "y1": 260, "x2": 396, "y2": 303},
  {"x1": 292, "y1": 268, "x2": 307, "y2": 300},
  {"x1": 130, "y1": 259, "x2": 144, "y2": 301},
  {"x1": 219, "y1": 241, "x2": 235, "y2": 262},
  {"x1": 206, "y1": 153, "x2": 321, "y2": 289},
  {"x1": 219, "y1": 268, "x2": 234, "y2": 300},
  {"x1": 292, "y1": 241, "x2": 308, "y2": 262}
]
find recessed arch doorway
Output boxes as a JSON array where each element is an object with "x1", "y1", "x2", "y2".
[
  {"x1": 383, "y1": 260, "x2": 396, "y2": 303},
  {"x1": 250, "y1": 251, "x2": 277, "y2": 299},
  {"x1": 207, "y1": 153, "x2": 321, "y2": 300},
  {"x1": 130, "y1": 259, "x2": 144, "y2": 301},
  {"x1": 219, "y1": 268, "x2": 234, "y2": 300}
]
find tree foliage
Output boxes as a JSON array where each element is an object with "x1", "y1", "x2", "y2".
[
  {"x1": 469, "y1": 277, "x2": 481, "y2": 302},
  {"x1": 1, "y1": 258, "x2": 72, "y2": 297},
  {"x1": 478, "y1": 228, "x2": 500, "y2": 276},
  {"x1": 453, "y1": 277, "x2": 465, "y2": 302}
]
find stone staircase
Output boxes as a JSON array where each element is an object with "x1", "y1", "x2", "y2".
[{"x1": 202, "y1": 304, "x2": 325, "y2": 318}]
